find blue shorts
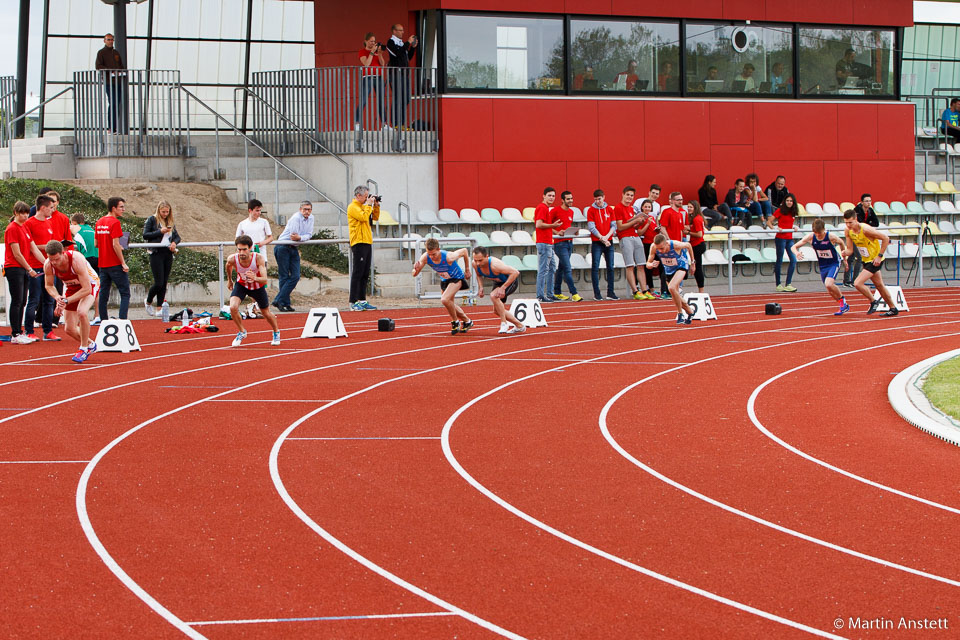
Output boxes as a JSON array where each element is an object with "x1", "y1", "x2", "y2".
[{"x1": 819, "y1": 262, "x2": 840, "y2": 283}]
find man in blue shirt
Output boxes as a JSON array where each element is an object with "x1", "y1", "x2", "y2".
[
  {"x1": 942, "y1": 98, "x2": 960, "y2": 143},
  {"x1": 272, "y1": 201, "x2": 315, "y2": 312}
]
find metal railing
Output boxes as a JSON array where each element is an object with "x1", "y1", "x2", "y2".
[
  {"x1": 0, "y1": 76, "x2": 16, "y2": 148},
  {"x1": 5, "y1": 86, "x2": 74, "y2": 178},
  {"x1": 73, "y1": 69, "x2": 183, "y2": 157},
  {"x1": 250, "y1": 66, "x2": 439, "y2": 155}
]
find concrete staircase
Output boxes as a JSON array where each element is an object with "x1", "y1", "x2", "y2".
[{"x1": 0, "y1": 135, "x2": 76, "y2": 180}]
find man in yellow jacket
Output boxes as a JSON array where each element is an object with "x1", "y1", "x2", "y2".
[{"x1": 347, "y1": 185, "x2": 380, "y2": 310}]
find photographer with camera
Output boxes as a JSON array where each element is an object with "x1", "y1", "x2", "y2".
[
  {"x1": 386, "y1": 23, "x2": 418, "y2": 130},
  {"x1": 355, "y1": 33, "x2": 387, "y2": 132},
  {"x1": 347, "y1": 185, "x2": 381, "y2": 311}
]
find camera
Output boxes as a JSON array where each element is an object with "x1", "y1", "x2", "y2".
[{"x1": 373, "y1": 195, "x2": 382, "y2": 202}]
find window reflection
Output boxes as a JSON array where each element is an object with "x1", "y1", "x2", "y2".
[
  {"x1": 686, "y1": 23, "x2": 793, "y2": 96},
  {"x1": 799, "y1": 28, "x2": 895, "y2": 96},
  {"x1": 568, "y1": 19, "x2": 680, "y2": 93}
]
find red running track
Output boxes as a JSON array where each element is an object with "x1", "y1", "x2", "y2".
[{"x1": 1, "y1": 289, "x2": 958, "y2": 638}]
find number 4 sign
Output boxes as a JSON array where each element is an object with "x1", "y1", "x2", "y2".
[
  {"x1": 872, "y1": 286, "x2": 909, "y2": 312},
  {"x1": 682, "y1": 293, "x2": 718, "y2": 321},
  {"x1": 508, "y1": 299, "x2": 547, "y2": 328},
  {"x1": 94, "y1": 319, "x2": 142, "y2": 352},
  {"x1": 301, "y1": 307, "x2": 348, "y2": 339}
]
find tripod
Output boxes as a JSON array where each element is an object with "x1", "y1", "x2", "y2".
[{"x1": 904, "y1": 218, "x2": 957, "y2": 286}]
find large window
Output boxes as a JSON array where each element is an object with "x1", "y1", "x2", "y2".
[
  {"x1": 685, "y1": 23, "x2": 793, "y2": 96},
  {"x1": 568, "y1": 19, "x2": 679, "y2": 93},
  {"x1": 444, "y1": 14, "x2": 564, "y2": 91},
  {"x1": 798, "y1": 27, "x2": 896, "y2": 97}
]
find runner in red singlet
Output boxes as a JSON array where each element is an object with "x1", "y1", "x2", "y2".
[{"x1": 43, "y1": 241, "x2": 99, "y2": 363}]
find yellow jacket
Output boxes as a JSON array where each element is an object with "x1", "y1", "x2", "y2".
[{"x1": 348, "y1": 200, "x2": 380, "y2": 245}]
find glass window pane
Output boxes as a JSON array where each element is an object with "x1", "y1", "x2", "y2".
[
  {"x1": 568, "y1": 19, "x2": 680, "y2": 93},
  {"x1": 799, "y1": 27, "x2": 895, "y2": 97},
  {"x1": 685, "y1": 22, "x2": 793, "y2": 96},
  {"x1": 444, "y1": 14, "x2": 563, "y2": 91}
]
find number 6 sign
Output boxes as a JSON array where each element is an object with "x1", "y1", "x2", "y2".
[
  {"x1": 94, "y1": 319, "x2": 142, "y2": 352},
  {"x1": 301, "y1": 307, "x2": 348, "y2": 339},
  {"x1": 508, "y1": 299, "x2": 548, "y2": 328}
]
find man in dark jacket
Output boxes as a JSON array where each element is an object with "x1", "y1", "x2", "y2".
[
  {"x1": 386, "y1": 23, "x2": 418, "y2": 130},
  {"x1": 724, "y1": 178, "x2": 752, "y2": 227},
  {"x1": 765, "y1": 175, "x2": 789, "y2": 209},
  {"x1": 842, "y1": 193, "x2": 880, "y2": 287},
  {"x1": 95, "y1": 33, "x2": 126, "y2": 132}
]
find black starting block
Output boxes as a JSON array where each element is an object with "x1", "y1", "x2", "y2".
[
  {"x1": 378, "y1": 318, "x2": 395, "y2": 332},
  {"x1": 765, "y1": 303, "x2": 782, "y2": 315}
]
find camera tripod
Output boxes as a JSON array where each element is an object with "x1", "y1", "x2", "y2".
[{"x1": 903, "y1": 217, "x2": 958, "y2": 286}]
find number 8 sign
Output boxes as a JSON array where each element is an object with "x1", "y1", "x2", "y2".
[
  {"x1": 508, "y1": 299, "x2": 548, "y2": 328},
  {"x1": 301, "y1": 307, "x2": 349, "y2": 339},
  {"x1": 94, "y1": 319, "x2": 142, "y2": 352}
]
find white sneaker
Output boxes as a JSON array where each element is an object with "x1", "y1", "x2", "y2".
[
  {"x1": 12, "y1": 334, "x2": 33, "y2": 345},
  {"x1": 231, "y1": 331, "x2": 247, "y2": 347},
  {"x1": 498, "y1": 322, "x2": 510, "y2": 334},
  {"x1": 144, "y1": 298, "x2": 155, "y2": 317},
  {"x1": 270, "y1": 331, "x2": 281, "y2": 346},
  {"x1": 507, "y1": 325, "x2": 526, "y2": 334}
]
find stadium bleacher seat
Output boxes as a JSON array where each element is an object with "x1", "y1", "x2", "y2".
[
  {"x1": 489, "y1": 230, "x2": 514, "y2": 247},
  {"x1": 438, "y1": 208, "x2": 460, "y2": 223},
  {"x1": 480, "y1": 208, "x2": 504, "y2": 224},
  {"x1": 822, "y1": 202, "x2": 842, "y2": 215},
  {"x1": 570, "y1": 252, "x2": 588, "y2": 270},
  {"x1": 873, "y1": 201, "x2": 890, "y2": 214},
  {"x1": 890, "y1": 201, "x2": 908, "y2": 214},
  {"x1": 805, "y1": 202, "x2": 824, "y2": 216},
  {"x1": 940, "y1": 220, "x2": 957, "y2": 233},
  {"x1": 417, "y1": 209, "x2": 440, "y2": 224},
  {"x1": 521, "y1": 207, "x2": 536, "y2": 222},
  {"x1": 444, "y1": 232, "x2": 470, "y2": 248},
  {"x1": 924, "y1": 221, "x2": 945, "y2": 236},
  {"x1": 940, "y1": 181, "x2": 958, "y2": 194},
  {"x1": 923, "y1": 201, "x2": 939, "y2": 213},
  {"x1": 572, "y1": 206, "x2": 587, "y2": 222},
  {"x1": 469, "y1": 231, "x2": 493, "y2": 247},
  {"x1": 797, "y1": 203, "x2": 808, "y2": 216},
  {"x1": 501, "y1": 254, "x2": 526, "y2": 271},
  {"x1": 613, "y1": 252, "x2": 625, "y2": 268},
  {"x1": 938, "y1": 200, "x2": 957, "y2": 213},
  {"x1": 502, "y1": 207, "x2": 525, "y2": 223},
  {"x1": 521, "y1": 254, "x2": 540, "y2": 271},
  {"x1": 906, "y1": 201, "x2": 925, "y2": 214},
  {"x1": 923, "y1": 181, "x2": 941, "y2": 194},
  {"x1": 511, "y1": 229, "x2": 534, "y2": 247},
  {"x1": 460, "y1": 208, "x2": 484, "y2": 224},
  {"x1": 839, "y1": 201, "x2": 855, "y2": 212},
  {"x1": 400, "y1": 232, "x2": 423, "y2": 251}
]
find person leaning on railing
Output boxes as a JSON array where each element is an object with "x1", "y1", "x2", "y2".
[
  {"x1": 355, "y1": 33, "x2": 387, "y2": 131},
  {"x1": 385, "y1": 23, "x2": 417, "y2": 129},
  {"x1": 347, "y1": 185, "x2": 380, "y2": 311}
]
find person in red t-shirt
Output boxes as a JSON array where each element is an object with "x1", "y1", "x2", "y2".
[
  {"x1": 23, "y1": 195, "x2": 60, "y2": 341},
  {"x1": 687, "y1": 201, "x2": 707, "y2": 293},
  {"x1": 551, "y1": 190, "x2": 581, "y2": 301},
  {"x1": 4, "y1": 201, "x2": 45, "y2": 342},
  {"x1": 633, "y1": 198, "x2": 660, "y2": 299},
  {"x1": 355, "y1": 32, "x2": 386, "y2": 131},
  {"x1": 46, "y1": 192, "x2": 73, "y2": 246},
  {"x1": 614, "y1": 186, "x2": 649, "y2": 300},
  {"x1": 534, "y1": 187, "x2": 562, "y2": 302},
  {"x1": 586, "y1": 189, "x2": 618, "y2": 300},
  {"x1": 95, "y1": 196, "x2": 131, "y2": 322},
  {"x1": 767, "y1": 193, "x2": 799, "y2": 292}
]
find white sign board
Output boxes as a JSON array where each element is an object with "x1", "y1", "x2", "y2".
[
  {"x1": 94, "y1": 319, "x2": 142, "y2": 353},
  {"x1": 509, "y1": 299, "x2": 547, "y2": 328},
  {"x1": 301, "y1": 307, "x2": 348, "y2": 339},
  {"x1": 873, "y1": 286, "x2": 909, "y2": 312},
  {"x1": 682, "y1": 293, "x2": 718, "y2": 321}
]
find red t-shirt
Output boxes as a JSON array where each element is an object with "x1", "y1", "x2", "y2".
[
  {"x1": 773, "y1": 209, "x2": 796, "y2": 240},
  {"x1": 553, "y1": 206, "x2": 574, "y2": 242},
  {"x1": 3, "y1": 222, "x2": 34, "y2": 270},
  {"x1": 49, "y1": 210, "x2": 73, "y2": 244},
  {"x1": 659, "y1": 206, "x2": 685, "y2": 241},
  {"x1": 614, "y1": 203, "x2": 639, "y2": 238},
  {"x1": 358, "y1": 48, "x2": 382, "y2": 76},
  {"x1": 534, "y1": 203, "x2": 556, "y2": 244},
  {"x1": 95, "y1": 215, "x2": 124, "y2": 268},
  {"x1": 587, "y1": 205, "x2": 616, "y2": 238},
  {"x1": 689, "y1": 215, "x2": 705, "y2": 247},
  {"x1": 23, "y1": 216, "x2": 55, "y2": 267}
]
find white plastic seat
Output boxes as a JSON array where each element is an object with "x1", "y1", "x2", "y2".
[
  {"x1": 614, "y1": 252, "x2": 625, "y2": 268},
  {"x1": 940, "y1": 220, "x2": 956, "y2": 234},
  {"x1": 796, "y1": 246, "x2": 817, "y2": 262},
  {"x1": 938, "y1": 200, "x2": 957, "y2": 213},
  {"x1": 400, "y1": 232, "x2": 423, "y2": 250},
  {"x1": 571, "y1": 206, "x2": 587, "y2": 222},
  {"x1": 460, "y1": 208, "x2": 484, "y2": 224},
  {"x1": 570, "y1": 252, "x2": 589, "y2": 269},
  {"x1": 511, "y1": 230, "x2": 534, "y2": 246},
  {"x1": 438, "y1": 208, "x2": 460, "y2": 224},
  {"x1": 923, "y1": 201, "x2": 940, "y2": 213},
  {"x1": 703, "y1": 249, "x2": 726, "y2": 265},
  {"x1": 417, "y1": 209, "x2": 440, "y2": 224},
  {"x1": 489, "y1": 230, "x2": 514, "y2": 246},
  {"x1": 822, "y1": 202, "x2": 842, "y2": 215},
  {"x1": 502, "y1": 207, "x2": 524, "y2": 223},
  {"x1": 805, "y1": 203, "x2": 824, "y2": 216}
]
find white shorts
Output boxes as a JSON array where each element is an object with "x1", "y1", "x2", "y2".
[{"x1": 620, "y1": 236, "x2": 646, "y2": 267}]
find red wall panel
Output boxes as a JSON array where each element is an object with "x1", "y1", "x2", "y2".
[
  {"x1": 611, "y1": 0, "x2": 724, "y2": 19},
  {"x1": 722, "y1": 0, "x2": 766, "y2": 21},
  {"x1": 753, "y1": 103, "x2": 839, "y2": 162},
  {"x1": 837, "y1": 104, "x2": 879, "y2": 161},
  {"x1": 565, "y1": 162, "x2": 601, "y2": 202},
  {"x1": 753, "y1": 161, "x2": 826, "y2": 203},
  {"x1": 709, "y1": 145, "x2": 756, "y2": 183},
  {"x1": 492, "y1": 100, "x2": 599, "y2": 162},
  {"x1": 440, "y1": 98, "x2": 494, "y2": 162},
  {"x1": 441, "y1": 162, "x2": 479, "y2": 211},
  {"x1": 644, "y1": 101, "x2": 710, "y2": 161},
  {"x1": 709, "y1": 103, "x2": 754, "y2": 146},
  {"x1": 477, "y1": 161, "x2": 567, "y2": 209},
  {"x1": 763, "y1": 0, "x2": 853, "y2": 25},
  {"x1": 850, "y1": 161, "x2": 915, "y2": 204},
  {"x1": 597, "y1": 101, "x2": 645, "y2": 161},
  {"x1": 877, "y1": 105, "x2": 916, "y2": 161},
  {"x1": 822, "y1": 161, "x2": 854, "y2": 204}
]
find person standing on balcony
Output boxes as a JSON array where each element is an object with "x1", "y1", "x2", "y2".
[
  {"x1": 95, "y1": 33, "x2": 125, "y2": 133},
  {"x1": 385, "y1": 23, "x2": 418, "y2": 129},
  {"x1": 347, "y1": 186, "x2": 380, "y2": 311},
  {"x1": 272, "y1": 201, "x2": 314, "y2": 313},
  {"x1": 355, "y1": 33, "x2": 387, "y2": 132}
]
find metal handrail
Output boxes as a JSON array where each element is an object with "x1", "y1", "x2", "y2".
[
  {"x1": 5, "y1": 86, "x2": 74, "y2": 177},
  {"x1": 175, "y1": 86, "x2": 348, "y2": 236},
  {"x1": 234, "y1": 86, "x2": 351, "y2": 221}
]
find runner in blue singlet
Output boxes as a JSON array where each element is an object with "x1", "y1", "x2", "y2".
[
  {"x1": 646, "y1": 233, "x2": 696, "y2": 325},
  {"x1": 791, "y1": 218, "x2": 849, "y2": 316},
  {"x1": 412, "y1": 237, "x2": 474, "y2": 334},
  {"x1": 472, "y1": 245, "x2": 525, "y2": 335}
]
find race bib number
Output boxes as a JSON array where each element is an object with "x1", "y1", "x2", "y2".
[
  {"x1": 662, "y1": 256, "x2": 678, "y2": 266},
  {"x1": 857, "y1": 246, "x2": 870, "y2": 258},
  {"x1": 816, "y1": 249, "x2": 834, "y2": 260}
]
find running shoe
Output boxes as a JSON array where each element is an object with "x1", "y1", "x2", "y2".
[
  {"x1": 676, "y1": 313, "x2": 685, "y2": 325},
  {"x1": 231, "y1": 331, "x2": 247, "y2": 347},
  {"x1": 43, "y1": 331, "x2": 61, "y2": 342},
  {"x1": 25, "y1": 333, "x2": 39, "y2": 342},
  {"x1": 537, "y1": 297, "x2": 554, "y2": 303},
  {"x1": 593, "y1": 295, "x2": 604, "y2": 301},
  {"x1": 834, "y1": 301, "x2": 850, "y2": 316},
  {"x1": 866, "y1": 300, "x2": 879, "y2": 315},
  {"x1": 881, "y1": 307, "x2": 900, "y2": 317},
  {"x1": 776, "y1": 284, "x2": 786, "y2": 292},
  {"x1": 71, "y1": 349, "x2": 89, "y2": 364},
  {"x1": 360, "y1": 301, "x2": 377, "y2": 310},
  {"x1": 642, "y1": 291, "x2": 656, "y2": 300},
  {"x1": 571, "y1": 294, "x2": 583, "y2": 302},
  {"x1": 783, "y1": 285, "x2": 797, "y2": 292},
  {"x1": 659, "y1": 291, "x2": 670, "y2": 300},
  {"x1": 451, "y1": 321, "x2": 461, "y2": 335},
  {"x1": 683, "y1": 314, "x2": 693, "y2": 325},
  {"x1": 91, "y1": 317, "x2": 101, "y2": 326},
  {"x1": 144, "y1": 298, "x2": 155, "y2": 316},
  {"x1": 460, "y1": 319, "x2": 474, "y2": 334},
  {"x1": 270, "y1": 331, "x2": 281, "y2": 345},
  {"x1": 607, "y1": 293, "x2": 620, "y2": 300},
  {"x1": 498, "y1": 323, "x2": 510, "y2": 334},
  {"x1": 507, "y1": 325, "x2": 526, "y2": 334},
  {"x1": 554, "y1": 293, "x2": 569, "y2": 301},
  {"x1": 11, "y1": 334, "x2": 33, "y2": 345},
  {"x1": 632, "y1": 291, "x2": 644, "y2": 300},
  {"x1": 85, "y1": 342, "x2": 98, "y2": 355}
]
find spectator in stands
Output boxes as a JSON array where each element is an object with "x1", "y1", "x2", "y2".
[
  {"x1": 736, "y1": 63, "x2": 757, "y2": 92},
  {"x1": 4, "y1": 201, "x2": 44, "y2": 343},
  {"x1": 697, "y1": 174, "x2": 730, "y2": 228},
  {"x1": 687, "y1": 200, "x2": 707, "y2": 293},
  {"x1": 725, "y1": 178, "x2": 752, "y2": 227},
  {"x1": 142, "y1": 200, "x2": 181, "y2": 317},
  {"x1": 587, "y1": 189, "x2": 618, "y2": 301},
  {"x1": 614, "y1": 186, "x2": 646, "y2": 299},
  {"x1": 835, "y1": 48, "x2": 857, "y2": 87},
  {"x1": 534, "y1": 187, "x2": 562, "y2": 303},
  {"x1": 639, "y1": 184, "x2": 662, "y2": 218},
  {"x1": 355, "y1": 33, "x2": 387, "y2": 131},
  {"x1": 552, "y1": 190, "x2": 581, "y2": 302},
  {"x1": 573, "y1": 65, "x2": 595, "y2": 91},
  {"x1": 272, "y1": 201, "x2": 315, "y2": 313},
  {"x1": 765, "y1": 175, "x2": 789, "y2": 210},
  {"x1": 95, "y1": 33, "x2": 126, "y2": 133},
  {"x1": 236, "y1": 199, "x2": 273, "y2": 264},
  {"x1": 28, "y1": 186, "x2": 53, "y2": 218},
  {"x1": 768, "y1": 193, "x2": 799, "y2": 292},
  {"x1": 45, "y1": 191, "x2": 74, "y2": 302},
  {"x1": 745, "y1": 173, "x2": 772, "y2": 221},
  {"x1": 657, "y1": 61, "x2": 676, "y2": 92},
  {"x1": 635, "y1": 199, "x2": 660, "y2": 299},
  {"x1": 942, "y1": 98, "x2": 960, "y2": 144},
  {"x1": 95, "y1": 196, "x2": 131, "y2": 323},
  {"x1": 70, "y1": 213, "x2": 98, "y2": 273},
  {"x1": 24, "y1": 195, "x2": 59, "y2": 341},
  {"x1": 347, "y1": 186, "x2": 380, "y2": 310},
  {"x1": 843, "y1": 193, "x2": 879, "y2": 287},
  {"x1": 659, "y1": 192, "x2": 686, "y2": 243},
  {"x1": 616, "y1": 60, "x2": 639, "y2": 90},
  {"x1": 386, "y1": 23, "x2": 417, "y2": 129},
  {"x1": 769, "y1": 62, "x2": 787, "y2": 94}
]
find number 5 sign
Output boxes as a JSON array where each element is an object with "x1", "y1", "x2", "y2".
[
  {"x1": 94, "y1": 319, "x2": 142, "y2": 352},
  {"x1": 508, "y1": 299, "x2": 547, "y2": 328},
  {"x1": 301, "y1": 307, "x2": 348, "y2": 339},
  {"x1": 682, "y1": 293, "x2": 718, "y2": 321}
]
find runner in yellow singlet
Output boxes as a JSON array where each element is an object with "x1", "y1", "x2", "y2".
[{"x1": 840, "y1": 209, "x2": 898, "y2": 317}]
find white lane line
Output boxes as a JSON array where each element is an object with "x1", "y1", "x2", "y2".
[
  {"x1": 207, "y1": 399, "x2": 333, "y2": 403},
  {"x1": 746, "y1": 338, "x2": 960, "y2": 515},
  {"x1": 187, "y1": 611, "x2": 458, "y2": 626},
  {"x1": 0, "y1": 460, "x2": 89, "y2": 464},
  {"x1": 288, "y1": 437, "x2": 441, "y2": 441},
  {"x1": 158, "y1": 385, "x2": 237, "y2": 389}
]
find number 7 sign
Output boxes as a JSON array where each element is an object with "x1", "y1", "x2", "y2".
[{"x1": 301, "y1": 307, "x2": 349, "y2": 339}]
